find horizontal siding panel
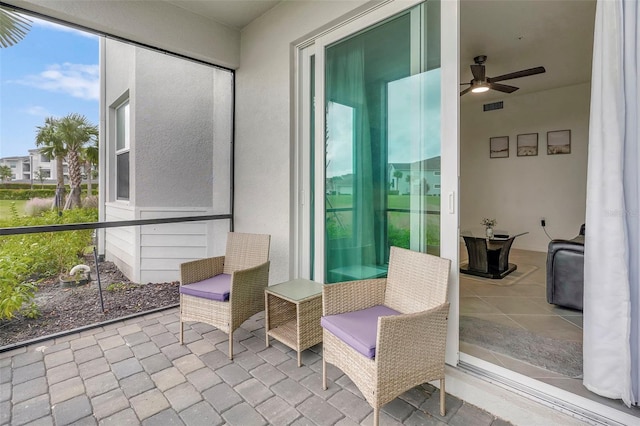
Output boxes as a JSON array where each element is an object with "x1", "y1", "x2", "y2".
[
  {"x1": 141, "y1": 246, "x2": 205, "y2": 259},
  {"x1": 140, "y1": 270, "x2": 180, "y2": 283},
  {"x1": 105, "y1": 227, "x2": 134, "y2": 243},
  {"x1": 141, "y1": 234, "x2": 207, "y2": 247},
  {"x1": 140, "y1": 258, "x2": 183, "y2": 271},
  {"x1": 139, "y1": 209, "x2": 211, "y2": 219},
  {"x1": 105, "y1": 242, "x2": 134, "y2": 264},
  {"x1": 140, "y1": 222, "x2": 207, "y2": 236},
  {"x1": 105, "y1": 205, "x2": 135, "y2": 221}
]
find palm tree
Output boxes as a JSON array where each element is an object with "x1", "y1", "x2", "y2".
[
  {"x1": 0, "y1": 165, "x2": 12, "y2": 183},
  {"x1": 393, "y1": 170, "x2": 403, "y2": 191},
  {"x1": 36, "y1": 117, "x2": 66, "y2": 210},
  {"x1": 82, "y1": 137, "x2": 99, "y2": 196},
  {"x1": 57, "y1": 114, "x2": 98, "y2": 208},
  {"x1": 0, "y1": 6, "x2": 31, "y2": 48}
]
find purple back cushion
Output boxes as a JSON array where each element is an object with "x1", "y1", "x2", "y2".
[
  {"x1": 179, "y1": 274, "x2": 231, "y2": 302},
  {"x1": 321, "y1": 305, "x2": 400, "y2": 359}
]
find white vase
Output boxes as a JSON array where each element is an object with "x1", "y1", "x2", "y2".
[{"x1": 486, "y1": 227, "x2": 494, "y2": 238}]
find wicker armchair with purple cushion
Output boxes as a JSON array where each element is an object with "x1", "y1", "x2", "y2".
[
  {"x1": 321, "y1": 246, "x2": 451, "y2": 426},
  {"x1": 179, "y1": 232, "x2": 270, "y2": 359}
]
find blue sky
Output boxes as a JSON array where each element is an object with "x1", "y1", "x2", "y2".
[{"x1": 0, "y1": 15, "x2": 99, "y2": 158}]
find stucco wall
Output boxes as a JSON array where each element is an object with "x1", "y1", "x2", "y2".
[
  {"x1": 133, "y1": 48, "x2": 215, "y2": 208},
  {"x1": 236, "y1": 1, "x2": 372, "y2": 283},
  {"x1": 460, "y1": 82, "x2": 591, "y2": 252}
]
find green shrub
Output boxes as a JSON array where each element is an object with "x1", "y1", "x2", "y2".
[
  {"x1": 0, "y1": 207, "x2": 98, "y2": 319},
  {"x1": 0, "y1": 189, "x2": 56, "y2": 200},
  {"x1": 106, "y1": 282, "x2": 128, "y2": 292},
  {"x1": 388, "y1": 224, "x2": 410, "y2": 249}
]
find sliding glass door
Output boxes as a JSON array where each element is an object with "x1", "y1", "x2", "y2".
[
  {"x1": 296, "y1": 0, "x2": 459, "y2": 364},
  {"x1": 321, "y1": 3, "x2": 442, "y2": 283}
]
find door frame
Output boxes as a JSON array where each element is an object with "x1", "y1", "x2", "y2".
[{"x1": 293, "y1": 0, "x2": 460, "y2": 366}]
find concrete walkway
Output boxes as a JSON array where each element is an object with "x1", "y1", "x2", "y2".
[{"x1": 0, "y1": 308, "x2": 514, "y2": 425}]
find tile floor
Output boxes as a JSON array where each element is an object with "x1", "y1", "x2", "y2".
[
  {"x1": 459, "y1": 245, "x2": 640, "y2": 420},
  {"x1": 0, "y1": 307, "x2": 515, "y2": 426}
]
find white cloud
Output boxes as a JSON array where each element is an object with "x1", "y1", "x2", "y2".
[
  {"x1": 24, "y1": 106, "x2": 50, "y2": 117},
  {"x1": 14, "y1": 63, "x2": 99, "y2": 101}
]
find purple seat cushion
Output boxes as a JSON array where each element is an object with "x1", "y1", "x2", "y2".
[
  {"x1": 321, "y1": 305, "x2": 400, "y2": 359},
  {"x1": 179, "y1": 274, "x2": 231, "y2": 302}
]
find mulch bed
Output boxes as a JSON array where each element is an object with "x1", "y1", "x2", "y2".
[{"x1": 0, "y1": 255, "x2": 180, "y2": 348}]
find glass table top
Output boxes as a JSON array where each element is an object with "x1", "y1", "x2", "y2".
[
  {"x1": 461, "y1": 229, "x2": 528, "y2": 240},
  {"x1": 266, "y1": 278, "x2": 323, "y2": 302}
]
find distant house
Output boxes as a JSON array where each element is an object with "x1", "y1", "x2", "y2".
[
  {"x1": 0, "y1": 149, "x2": 92, "y2": 184},
  {"x1": 388, "y1": 156, "x2": 441, "y2": 196},
  {"x1": 330, "y1": 174, "x2": 354, "y2": 195},
  {"x1": 0, "y1": 156, "x2": 29, "y2": 181}
]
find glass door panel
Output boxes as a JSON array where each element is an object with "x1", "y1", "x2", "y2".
[{"x1": 324, "y1": 4, "x2": 440, "y2": 283}]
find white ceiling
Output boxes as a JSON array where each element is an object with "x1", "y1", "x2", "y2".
[
  {"x1": 163, "y1": 0, "x2": 281, "y2": 30},
  {"x1": 460, "y1": 0, "x2": 596, "y2": 101},
  {"x1": 162, "y1": 0, "x2": 597, "y2": 100}
]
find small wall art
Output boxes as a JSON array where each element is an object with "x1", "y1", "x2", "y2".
[
  {"x1": 547, "y1": 129, "x2": 571, "y2": 155},
  {"x1": 490, "y1": 136, "x2": 509, "y2": 158},
  {"x1": 517, "y1": 133, "x2": 538, "y2": 156}
]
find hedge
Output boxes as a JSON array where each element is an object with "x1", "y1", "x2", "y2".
[
  {"x1": 0, "y1": 188, "x2": 98, "y2": 200},
  {"x1": 0, "y1": 189, "x2": 56, "y2": 199},
  {"x1": 0, "y1": 183, "x2": 99, "y2": 190}
]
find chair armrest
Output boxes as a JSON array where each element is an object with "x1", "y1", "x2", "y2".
[
  {"x1": 230, "y1": 261, "x2": 271, "y2": 300},
  {"x1": 547, "y1": 239, "x2": 584, "y2": 257},
  {"x1": 322, "y1": 278, "x2": 387, "y2": 316},
  {"x1": 376, "y1": 303, "x2": 450, "y2": 379},
  {"x1": 180, "y1": 256, "x2": 225, "y2": 285},
  {"x1": 229, "y1": 261, "x2": 271, "y2": 329}
]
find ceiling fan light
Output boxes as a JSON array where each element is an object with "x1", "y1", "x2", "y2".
[{"x1": 472, "y1": 85, "x2": 489, "y2": 93}]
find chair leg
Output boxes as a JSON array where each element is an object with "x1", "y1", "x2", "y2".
[
  {"x1": 179, "y1": 320, "x2": 184, "y2": 345},
  {"x1": 373, "y1": 407, "x2": 379, "y2": 426},
  {"x1": 228, "y1": 332, "x2": 233, "y2": 360},
  {"x1": 322, "y1": 353, "x2": 327, "y2": 390},
  {"x1": 440, "y1": 378, "x2": 446, "y2": 416}
]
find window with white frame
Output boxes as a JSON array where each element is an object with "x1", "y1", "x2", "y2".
[{"x1": 115, "y1": 100, "x2": 130, "y2": 200}]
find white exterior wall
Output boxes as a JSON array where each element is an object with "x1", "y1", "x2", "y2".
[
  {"x1": 102, "y1": 38, "x2": 233, "y2": 283},
  {"x1": 236, "y1": 0, "x2": 371, "y2": 283},
  {"x1": 460, "y1": 82, "x2": 590, "y2": 252},
  {"x1": 104, "y1": 203, "x2": 136, "y2": 280}
]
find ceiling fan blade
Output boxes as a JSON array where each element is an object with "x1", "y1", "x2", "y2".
[
  {"x1": 460, "y1": 86, "x2": 473, "y2": 96},
  {"x1": 489, "y1": 82, "x2": 519, "y2": 93},
  {"x1": 470, "y1": 64, "x2": 485, "y2": 81},
  {"x1": 489, "y1": 66, "x2": 546, "y2": 83}
]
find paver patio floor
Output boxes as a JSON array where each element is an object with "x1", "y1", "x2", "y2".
[{"x1": 0, "y1": 307, "x2": 513, "y2": 425}]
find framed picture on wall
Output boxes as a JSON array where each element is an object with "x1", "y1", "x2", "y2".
[
  {"x1": 517, "y1": 133, "x2": 538, "y2": 156},
  {"x1": 490, "y1": 136, "x2": 509, "y2": 158},
  {"x1": 547, "y1": 129, "x2": 571, "y2": 155}
]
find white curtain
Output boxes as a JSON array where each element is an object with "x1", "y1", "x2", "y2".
[{"x1": 584, "y1": 0, "x2": 639, "y2": 407}]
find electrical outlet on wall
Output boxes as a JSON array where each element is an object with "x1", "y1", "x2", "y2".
[{"x1": 540, "y1": 218, "x2": 546, "y2": 227}]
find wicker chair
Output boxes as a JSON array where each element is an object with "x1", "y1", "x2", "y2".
[
  {"x1": 321, "y1": 246, "x2": 451, "y2": 425},
  {"x1": 179, "y1": 232, "x2": 270, "y2": 359}
]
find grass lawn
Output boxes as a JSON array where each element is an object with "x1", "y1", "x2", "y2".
[
  {"x1": 0, "y1": 200, "x2": 27, "y2": 220},
  {"x1": 327, "y1": 194, "x2": 441, "y2": 211}
]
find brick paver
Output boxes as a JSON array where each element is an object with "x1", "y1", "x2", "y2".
[{"x1": 1, "y1": 308, "x2": 516, "y2": 426}]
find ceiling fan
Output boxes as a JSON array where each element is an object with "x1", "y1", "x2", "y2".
[{"x1": 460, "y1": 55, "x2": 546, "y2": 96}]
